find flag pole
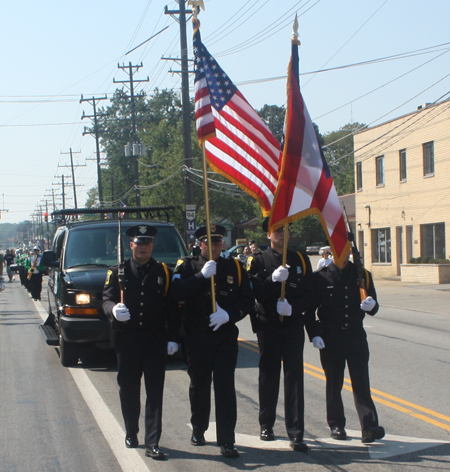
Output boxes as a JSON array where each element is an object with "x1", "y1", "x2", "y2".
[
  {"x1": 280, "y1": 224, "x2": 289, "y2": 301},
  {"x1": 278, "y1": 224, "x2": 289, "y2": 322},
  {"x1": 278, "y1": 16, "x2": 300, "y2": 321},
  {"x1": 201, "y1": 142, "x2": 217, "y2": 312}
]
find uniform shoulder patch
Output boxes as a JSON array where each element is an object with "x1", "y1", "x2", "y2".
[
  {"x1": 245, "y1": 256, "x2": 253, "y2": 271},
  {"x1": 174, "y1": 259, "x2": 185, "y2": 273},
  {"x1": 105, "y1": 269, "x2": 113, "y2": 285}
]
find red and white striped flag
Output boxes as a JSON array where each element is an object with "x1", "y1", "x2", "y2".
[
  {"x1": 269, "y1": 39, "x2": 350, "y2": 267},
  {"x1": 193, "y1": 22, "x2": 280, "y2": 216}
]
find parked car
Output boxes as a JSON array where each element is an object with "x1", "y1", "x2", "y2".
[
  {"x1": 40, "y1": 207, "x2": 186, "y2": 367},
  {"x1": 306, "y1": 242, "x2": 325, "y2": 255}
]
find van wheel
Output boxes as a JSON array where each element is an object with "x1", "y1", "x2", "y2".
[{"x1": 59, "y1": 335, "x2": 79, "y2": 367}]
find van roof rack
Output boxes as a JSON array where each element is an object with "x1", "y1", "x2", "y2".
[{"x1": 51, "y1": 206, "x2": 178, "y2": 222}]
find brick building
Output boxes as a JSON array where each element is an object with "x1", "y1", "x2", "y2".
[{"x1": 353, "y1": 99, "x2": 450, "y2": 279}]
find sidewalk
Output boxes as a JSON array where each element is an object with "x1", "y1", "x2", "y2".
[{"x1": 375, "y1": 278, "x2": 450, "y2": 316}]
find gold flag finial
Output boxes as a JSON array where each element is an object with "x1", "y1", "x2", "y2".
[
  {"x1": 188, "y1": 0, "x2": 205, "y2": 21},
  {"x1": 292, "y1": 13, "x2": 300, "y2": 46}
]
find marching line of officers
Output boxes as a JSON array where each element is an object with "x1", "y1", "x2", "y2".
[{"x1": 102, "y1": 220, "x2": 384, "y2": 461}]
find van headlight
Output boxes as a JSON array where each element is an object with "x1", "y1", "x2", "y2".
[{"x1": 75, "y1": 293, "x2": 90, "y2": 305}]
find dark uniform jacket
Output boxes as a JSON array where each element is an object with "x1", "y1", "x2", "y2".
[
  {"x1": 103, "y1": 258, "x2": 179, "y2": 342},
  {"x1": 247, "y1": 247, "x2": 315, "y2": 332},
  {"x1": 171, "y1": 255, "x2": 254, "y2": 332},
  {"x1": 307, "y1": 261, "x2": 378, "y2": 333}
]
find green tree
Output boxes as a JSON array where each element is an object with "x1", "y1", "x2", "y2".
[
  {"x1": 322, "y1": 122, "x2": 366, "y2": 195},
  {"x1": 290, "y1": 215, "x2": 327, "y2": 246},
  {"x1": 87, "y1": 88, "x2": 262, "y2": 235},
  {"x1": 257, "y1": 104, "x2": 285, "y2": 142}
]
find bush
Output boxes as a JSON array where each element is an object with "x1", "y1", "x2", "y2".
[{"x1": 409, "y1": 257, "x2": 450, "y2": 264}]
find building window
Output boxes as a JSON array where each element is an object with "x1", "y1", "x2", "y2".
[
  {"x1": 399, "y1": 149, "x2": 407, "y2": 181},
  {"x1": 420, "y1": 223, "x2": 445, "y2": 259},
  {"x1": 356, "y1": 161, "x2": 363, "y2": 190},
  {"x1": 372, "y1": 228, "x2": 391, "y2": 263},
  {"x1": 376, "y1": 156, "x2": 384, "y2": 186},
  {"x1": 423, "y1": 141, "x2": 434, "y2": 176}
]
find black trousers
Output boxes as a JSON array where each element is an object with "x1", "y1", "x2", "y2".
[
  {"x1": 116, "y1": 329, "x2": 166, "y2": 447},
  {"x1": 184, "y1": 325, "x2": 239, "y2": 446},
  {"x1": 319, "y1": 328, "x2": 379, "y2": 431},
  {"x1": 30, "y1": 273, "x2": 43, "y2": 300},
  {"x1": 18, "y1": 266, "x2": 27, "y2": 285},
  {"x1": 257, "y1": 318, "x2": 305, "y2": 440}
]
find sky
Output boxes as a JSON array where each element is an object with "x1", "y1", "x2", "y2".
[{"x1": 1, "y1": 0, "x2": 449, "y2": 224}]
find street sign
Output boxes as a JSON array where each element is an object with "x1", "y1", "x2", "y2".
[
  {"x1": 186, "y1": 210, "x2": 196, "y2": 221},
  {"x1": 186, "y1": 221, "x2": 197, "y2": 232},
  {"x1": 187, "y1": 231, "x2": 196, "y2": 241},
  {"x1": 185, "y1": 204, "x2": 196, "y2": 221}
]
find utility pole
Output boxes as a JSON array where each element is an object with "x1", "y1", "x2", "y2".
[
  {"x1": 164, "y1": 1, "x2": 195, "y2": 208},
  {"x1": 45, "y1": 188, "x2": 58, "y2": 213},
  {"x1": 110, "y1": 174, "x2": 114, "y2": 204},
  {"x1": 60, "y1": 149, "x2": 85, "y2": 209},
  {"x1": 164, "y1": 1, "x2": 197, "y2": 242},
  {"x1": 113, "y1": 62, "x2": 149, "y2": 207},
  {"x1": 80, "y1": 94, "x2": 108, "y2": 206},
  {"x1": 54, "y1": 175, "x2": 71, "y2": 210},
  {"x1": 1, "y1": 193, "x2": 9, "y2": 219}
]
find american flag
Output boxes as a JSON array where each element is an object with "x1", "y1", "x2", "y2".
[
  {"x1": 269, "y1": 41, "x2": 350, "y2": 267},
  {"x1": 193, "y1": 24, "x2": 280, "y2": 216}
]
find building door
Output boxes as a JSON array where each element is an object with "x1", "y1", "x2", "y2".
[
  {"x1": 406, "y1": 226, "x2": 413, "y2": 262},
  {"x1": 396, "y1": 226, "x2": 403, "y2": 276}
]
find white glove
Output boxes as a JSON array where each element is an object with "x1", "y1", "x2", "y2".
[
  {"x1": 201, "y1": 260, "x2": 217, "y2": 279},
  {"x1": 209, "y1": 304, "x2": 230, "y2": 331},
  {"x1": 276, "y1": 299, "x2": 292, "y2": 316},
  {"x1": 112, "y1": 303, "x2": 130, "y2": 322},
  {"x1": 360, "y1": 296, "x2": 376, "y2": 312},
  {"x1": 312, "y1": 336, "x2": 325, "y2": 349},
  {"x1": 272, "y1": 265, "x2": 289, "y2": 282},
  {"x1": 167, "y1": 342, "x2": 179, "y2": 355}
]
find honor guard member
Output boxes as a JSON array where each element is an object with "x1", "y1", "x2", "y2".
[
  {"x1": 28, "y1": 247, "x2": 45, "y2": 300},
  {"x1": 103, "y1": 224, "x2": 180, "y2": 461},
  {"x1": 247, "y1": 218, "x2": 314, "y2": 452},
  {"x1": 171, "y1": 224, "x2": 254, "y2": 459},
  {"x1": 306, "y1": 248, "x2": 385, "y2": 444}
]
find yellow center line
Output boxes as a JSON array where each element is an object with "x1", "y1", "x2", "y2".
[{"x1": 239, "y1": 338, "x2": 450, "y2": 431}]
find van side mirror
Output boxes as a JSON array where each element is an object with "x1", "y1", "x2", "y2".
[{"x1": 42, "y1": 249, "x2": 59, "y2": 268}]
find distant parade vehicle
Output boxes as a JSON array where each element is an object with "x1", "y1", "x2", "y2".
[{"x1": 40, "y1": 206, "x2": 187, "y2": 367}]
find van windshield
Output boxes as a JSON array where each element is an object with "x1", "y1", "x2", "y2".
[{"x1": 64, "y1": 225, "x2": 186, "y2": 269}]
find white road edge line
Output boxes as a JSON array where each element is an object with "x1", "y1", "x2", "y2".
[{"x1": 33, "y1": 299, "x2": 151, "y2": 472}]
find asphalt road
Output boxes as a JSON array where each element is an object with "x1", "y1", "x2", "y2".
[{"x1": 1, "y1": 273, "x2": 449, "y2": 472}]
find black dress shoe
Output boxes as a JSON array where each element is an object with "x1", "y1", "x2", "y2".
[
  {"x1": 362, "y1": 426, "x2": 385, "y2": 444},
  {"x1": 331, "y1": 427, "x2": 347, "y2": 440},
  {"x1": 125, "y1": 435, "x2": 138, "y2": 448},
  {"x1": 145, "y1": 446, "x2": 165, "y2": 460},
  {"x1": 191, "y1": 429, "x2": 206, "y2": 446},
  {"x1": 289, "y1": 438, "x2": 309, "y2": 452},
  {"x1": 220, "y1": 444, "x2": 239, "y2": 458},
  {"x1": 260, "y1": 428, "x2": 275, "y2": 441}
]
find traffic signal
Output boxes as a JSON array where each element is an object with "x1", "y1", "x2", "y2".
[{"x1": 44, "y1": 212, "x2": 48, "y2": 222}]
